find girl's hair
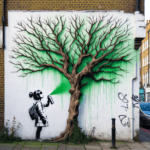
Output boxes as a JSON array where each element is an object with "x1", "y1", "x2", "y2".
[{"x1": 29, "y1": 90, "x2": 42, "y2": 100}]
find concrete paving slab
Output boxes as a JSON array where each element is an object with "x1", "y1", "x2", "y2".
[
  {"x1": 0, "y1": 145, "x2": 15, "y2": 147},
  {"x1": 75, "y1": 146, "x2": 85, "y2": 149},
  {"x1": 42, "y1": 145, "x2": 58, "y2": 148},
  {"x1": 116, "y1": 142, "x2": 128, "y2": 149},
  {"x1": 85, "y1": 145, "x2": 102, "y2": 149},
  {"x1": 21, "y1": 148, "x2": 31, "y2": 150},
  {"x1": 75, "y1": 148, "x2": 85, "y2": 150},
  {"x1": 0, "y1": 145, "x2": 15, "y2": 150},
  {"x1": 58, "y1": 148, "x2": 66, "y2": 150},
  {"x1": 141, "y1": 142, "x2": 150, "y2": 149},
  {"x1": 127, "y1": 142, "x2": 146, "y2": 148},
  {"x1": 86, "y1": 149, "x2": 101, "y2": 150},
  {"x1": 41, "y1": 148, "x2": 57, "y2": 150},
  {"x1": 85, "y1": 142, "x2": 100, "y2": 146},
  {"x1": 129, "y1": 148, "x2": 148, "y2": 150},
  {"x1": 13, "y1": 145, "x2": 24, "y2": 150},
  {"x1": 0, "y1": 148, "x2": 12, "y2": 150},
  {"x1": 100, "y1": 142, "x2": 112, "y2": 149},
  {"x1": 14, "y1": 145, "x2": 23, "y2": 148},
  {"x1": 66, "y1": 148, "x2": 75, "y2": 150},
  {"x1": 24, "y1": 145, "x2": 41, "y2": 147},
  {"x1": 67, "y1": 146, "x2": 77, "y2": 148},
  {"x1": 117, "y1": 147, "x2": 131, "y2": 150},
  {"x1": 67, "y1": 145, "x2": 84, "y2": 148}
]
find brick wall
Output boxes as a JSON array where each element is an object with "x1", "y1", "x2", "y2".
[
  {"x1": 0, "y1": 0, "x2": 3, "y2": 130},
  {"x1": 141, "y1": 22, "x2": 150, "y2": 85},
  {"x1": 4, "y1": 0, "x2": 144, "y2": 26},
  {"x1": 0, "y1": 0, "x2": 144, "y2": 130}
]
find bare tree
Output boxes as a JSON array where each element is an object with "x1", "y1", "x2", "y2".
[{"x1": 10, "y1": 14, "x2": 133, "y2": 141}]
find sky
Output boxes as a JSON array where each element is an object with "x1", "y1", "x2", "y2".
[{"x1": 145, "y1": 0, "x2": 150, "y2": 22}]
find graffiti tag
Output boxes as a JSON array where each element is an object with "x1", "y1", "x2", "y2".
[
  {"x1": 118, "y1": 93, "x2": 139, "y2": 127},
  {"x1": 118, "y1": 115, "x2": 130, "y2": 127},
  {"x1": 131, "y1": 94, "x2": 140, "y2": 108},
  {"x1": 118, "y1": 92, "x2": 129, "y2": 111}
]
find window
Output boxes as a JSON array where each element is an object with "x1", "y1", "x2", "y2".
[
  {"x1": 144, "y1": 73, "x2": 146, "y2": 84},
  {"x1": 147, "y1": 72, "x2": 148, "y2": 84},
  {"x1": 146, "y1": 73, "x2": 147, "y2": 84}
]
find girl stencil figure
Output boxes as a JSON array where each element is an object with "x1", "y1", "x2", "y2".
[{"x1": 29, "y1": 90, "x2": 54, "y2": 142}]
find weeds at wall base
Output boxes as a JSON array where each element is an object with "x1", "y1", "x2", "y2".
[
  {"x1": 133, "y1": 130, "x2": 140, "y2": 142},
  {"x1": 0, "y1": 116, "x2": 22, "y2": 143}
]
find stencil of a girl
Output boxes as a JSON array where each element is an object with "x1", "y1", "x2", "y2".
[{"x1": 29, "y1": 90, "x2": 54, "y2": 142}]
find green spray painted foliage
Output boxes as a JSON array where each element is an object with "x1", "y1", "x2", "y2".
[{"x1": 50, "y1": 75, "x2": 71, "y2": 95}]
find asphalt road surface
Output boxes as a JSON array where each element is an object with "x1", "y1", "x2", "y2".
[{"x1": 140, "y1": 127, "x2": 150, "y2": 142}]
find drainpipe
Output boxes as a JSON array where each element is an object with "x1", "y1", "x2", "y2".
[
  {"x1": 148, "y1": 30, "x2": 150, "y2": 85},
  {"x1": 136, "y1": 0, "x2": 140, "y2": 11},
  {"x1": 2, "y1": 0, "x2": 5, "y2": 49},
  {"x1": 130, "y1": 62, "x2": 137, "y2": 140}
]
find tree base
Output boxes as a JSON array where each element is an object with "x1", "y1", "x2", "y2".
[{"x1": 52, "y1": 117, "x2": 93, "y2": 144}]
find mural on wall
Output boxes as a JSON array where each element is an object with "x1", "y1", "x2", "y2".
[
  {"x1": 10, "y1": 13, "x2": 134, "y2": 141},
  {"x1": 29, "y1": 90, "x2": 54, "y2": 141}
]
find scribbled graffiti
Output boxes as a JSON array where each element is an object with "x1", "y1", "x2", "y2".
[
  {"x1": 118, "y1": 92, "x2": 128, "y2": 111},
  {"x1": 132, "y1": 94, "x2": 140, "y2": 108},
  {"x1": 118, "y1": 115, "x2": 130, "y2": 127},
  {"x1": 118, "y1": 92, "x2": 139, "y2": 127}
]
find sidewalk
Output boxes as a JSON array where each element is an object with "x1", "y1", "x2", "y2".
[{"x1": 1, "y1": 141, "x2": 150, "y2": 150}]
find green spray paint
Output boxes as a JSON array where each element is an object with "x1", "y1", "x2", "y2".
[{"x1": 50, "y1": 75, "x2": 71, "y2": 95}]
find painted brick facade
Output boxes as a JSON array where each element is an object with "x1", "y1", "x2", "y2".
[{"x1": 0, "y1": 0, "x2": 144, "y2": 130}]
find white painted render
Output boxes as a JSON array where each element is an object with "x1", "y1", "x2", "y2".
[
  {"x1": 5, "y1": 11, "x2": 142, "y2": 141},
  {"x1": 134, "y1": 11, "x2": 145, "y2": 38}
]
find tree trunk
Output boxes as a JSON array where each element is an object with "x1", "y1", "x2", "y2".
[{"x1": 53, "y1": 84, "x2": 81, "y2": 142}]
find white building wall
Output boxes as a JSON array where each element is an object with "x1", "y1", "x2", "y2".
[{"x1": 5, "y1": 11, "x2": 141, "y2": 140}]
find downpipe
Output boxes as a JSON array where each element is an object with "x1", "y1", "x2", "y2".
[
  {"x1": 130, "y1": 62, "x2": 137, "y2": 140},
  {"x1": 136, "y1": 0, "x2": 140, "y2": 11},
  {"x1": 2, "y1": 0, "x2": 5, "y2": 49}
]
